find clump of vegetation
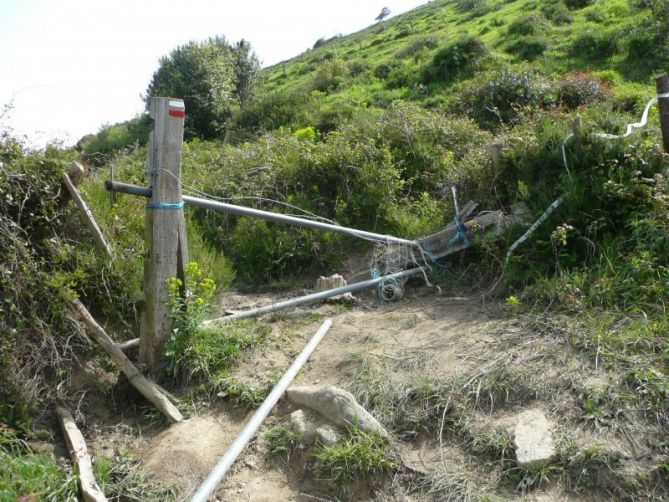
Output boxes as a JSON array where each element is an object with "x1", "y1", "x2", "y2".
[
  {"x1": 313, "y1": 428, "x2": 395, "y2": 493},
  {"x1": 570, "y1": 30, "x2": 619, "y2": 60},
  {"x1": 556, "y1": 73, "x2": 609, "y2": 108},
  {"x1": 421, "y1": 36, "x2": 488, "y2": 83},
  {"x1": 0, "y1": 430, "x2": 78, "y2": 501},
  {"x1": 461, "y1": 66, "x2": 555, "y2": 127},
  {"x1": 94, "y1": 454, "x2": 179, "y2": 500},
  {"x1": 264, "y1": 423, "x2": 303, "y2": 461},
  {"x1": 506, "y1": 37, "x2": 550, "y2": 61},
  {"x1": 507, "y1": 14, "x2": 547, "y2": 37}
]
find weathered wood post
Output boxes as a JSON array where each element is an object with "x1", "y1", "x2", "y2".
[
  {"x1": 656, "y1": 73, "x2": 669, "y2": 154},
  {"x1": 139, "y1": 97, "x2": 189, "y2": 369}
]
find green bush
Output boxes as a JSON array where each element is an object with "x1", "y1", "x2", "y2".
[
  {"x1": 421, "y1": 36, "x2": 488, "y2": 83},
  {"x1": 394, "y1": 35, "x2": 439, "y2": 59},
  {"x1": 310, "y1": 59, "x2": 349, "y2": 93},
  {"x1": 507, "y1": 14, "x2": 547, "y2": 36},
  {"x1": 461, "y1": 66, "x2": 556, "y2": 128},
  {"x1": 541, "y1": 2, "x2": 574, "y2": 24},
  {"x1": 564, "y1": 0, "x2": 596, "y2": 9},
  {"x1": 78, "y1": 115, "x2": 151, "y2": 166},
  {"x1": 506, "y1": 37, "x2": 550, "y2": 61},
  {"x1": 570, "y1": 31, "x2": 619, "y2": 60},
  {"x1": 556, "y1": 73, "x2": 609, "y2": 108}
]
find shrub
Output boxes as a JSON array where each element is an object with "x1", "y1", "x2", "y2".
[
  {"x1": 508, "y1": 14, "x2": 547, "y2": 36},
  {"x1": 421, "y1": 36, "x2": 488, "y2": 83},
  {"x1": 394, "y1": 35, "x2": 439, "y2": 59},
  {"x1": 462, "y1": 66, "x2": 555, "y2": 128},
  {"x1": 374, "y1": 62, "x2": 398, "y2": 80},
  {"x1": 556, "y1": 73, "x2": 609, "y2": 108},
  {"x1": 584, "y1": 9, "x2": 604, "y2": 22},
  {"x1": 541, "y1": 2, "x2": 574, "y2": 25},
  {"x1": 310, "y1": 59, "x2": 349, "y2": 93},
  {"x1": 455, "y1": 0, "x2": 488, "y2": 13},
  {"x1": 78, "y1": 115, "x2": 151, "y2": 166},
  {"x1": 506, "y1": 37, "x2": 550, "y2": 61},
  {"x1": 570, "y1": 31, "x2": 619, "y2": 60},
  {"x1": 564, "y1": 0, "x2": 596, "y2": 9}
]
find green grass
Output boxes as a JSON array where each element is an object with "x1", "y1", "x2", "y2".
[
  {"x1": 264, "y1": 423, "x2": 303, "y2": 461},
  {"x1": 0, "y1": 432, "x2": 78, "y2": 501},
  {"x1": 313, "y1": 428, "x2": 396, "y2": 493}
]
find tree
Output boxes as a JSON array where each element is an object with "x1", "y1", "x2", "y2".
[
  {"x1": 376, "y1": 6, "x2": 391, "y2": 22},
  {"x1": 144, "y1": 37, "x2": 259, "y2": 139}
]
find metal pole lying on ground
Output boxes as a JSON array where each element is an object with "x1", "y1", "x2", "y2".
[
  {"x1": 105, "y1": 180, "x2": 418, "y2": 247},
  {"x1": 203, "y1": 266, "x2": 426, "y2": 326},
  {"x1": 190, "y1": 319, "x2": 334, "y2": 502}
]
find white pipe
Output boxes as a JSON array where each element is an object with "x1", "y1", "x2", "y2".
[
  {"x1": 203, "y1": 267, "x2": 425, "y2": 326},
  {"x1": 106, "y1": 180, "x2": 418, "y2": 247},
  {"x1": 190, "y1": 319, "x2": 334, "y2": 502}
]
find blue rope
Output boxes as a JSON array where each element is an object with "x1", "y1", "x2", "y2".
[
  {"x1": 146, "y1": 201, "x2": 185, "y2": 209},
  {"x1": 448, "y1": 217, "x2": 470, "y2": 247}
]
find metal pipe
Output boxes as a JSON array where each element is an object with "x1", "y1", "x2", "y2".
[
  {"x1": 190, "y1": 319, "x2": 334, "y2": 502},
  {"x1": 106, "y1": 180, "x2": 418, "y2": 247},
  {"x1": 203, "y1": 267, "x2": 425, "y2": 326}
]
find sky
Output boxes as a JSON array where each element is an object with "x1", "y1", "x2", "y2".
[{"x1": 0, "y1": 0, "x2": 427, "y2": 147}]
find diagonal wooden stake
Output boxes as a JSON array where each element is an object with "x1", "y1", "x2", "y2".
[
  {"x1": 55, "y1": 403, "x2": 108, "y2": 502},
  {"x1": 69, "y1": 298, "x2": 183, "y2": 423}
]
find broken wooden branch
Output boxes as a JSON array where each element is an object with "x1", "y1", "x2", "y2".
[
  {"x1": 62, "y1": 171, "x2": 111, "y2": 256},
  {"x1": 69, "y1": 298, "x2": 183, "y2": 423},
  {"x1": 55, "y1": 403, "x2": 108, "y2": 502}
]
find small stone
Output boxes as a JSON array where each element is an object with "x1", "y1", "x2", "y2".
[
  {"x1": 290, "y1": 409, "x2": 315, "y2": 441},
  {"x1": 513, "y1": 409, "x2": 555, "y2": 469},
  {"x1": 244, "y1": 458, "x2": 257, "y2": 469},
  {"x1": 290, "y1": 409, "x2": 308, "y2": 435},
  {"x1": 315, "y1": 425, "x2": 340, "y2": 447}
]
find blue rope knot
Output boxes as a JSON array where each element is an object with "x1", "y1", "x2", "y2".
[
  {"x1": 146, "y1": 201, "x2": 185, "y2": 209},
  {"x1": 448, "y1": 217, "x2": 470, "y2": 247}
]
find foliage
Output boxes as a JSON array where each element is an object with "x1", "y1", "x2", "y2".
[
  {"x1": 421, "y1": 36, "x2": 488, "y2": 83},
  {"x1": 165, "y1": 262, "x2": 266, "y2": 380},
  {"x1": 313, "y1": 428, "x2": 395, "y2": 492},
  {"x1": 557, "y1": 73, "x2": 610, "y2": 108},
  {"x1": 78, "y1": 115, "x2": 151, "y2": 166},
  {"x1": 264, "y1": 423, "x2": 303, "y2": 460},
  {"x1": 460, "y1": 66, "x2": 555, "y2": 128},
  {"x1": 0, "y1": 430, "x2": 78, "y2": 501},
  {"x1": 144, "y1": 36, "x2": 260, "y2": 139},
  {"x1": 94, "y1": 454, "x2": 179, "y2": 500},
  {"x1": 506, "y1": 37, "x2": 550, "y2": 61}
]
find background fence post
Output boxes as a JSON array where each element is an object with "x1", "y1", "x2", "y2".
[
  {"x1": 139, "y1": 97, "x2": 188, "y2": 369},
  {"x1": 657, "y1": 73, "x2": 669, "y2": 154}
]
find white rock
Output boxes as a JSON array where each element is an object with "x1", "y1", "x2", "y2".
[
  {"x1": 286, "y1": 385, "x2": 389, "y2": 438},
  {"x1": 315, "y1": 425, "x2": 340, "y2": 447},
  {"x1": 316, "y1": 274, "x2": 347, "y2": 291},
  {"x1": 290, "y1": 409, "x2": 315, "y2": 441},
  {"x1": 513, "y1": 409, "x2": 555, "y2": 469}
]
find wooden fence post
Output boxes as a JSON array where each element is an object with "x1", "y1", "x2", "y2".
[
  {"x1": 656, "y1": 73, "x2": 669, "y2": 154},
  {"x1": 139, "y1": 97, "x2": 188, "y2": 369}
]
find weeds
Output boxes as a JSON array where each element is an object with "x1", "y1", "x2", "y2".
[
  {"x1": 264, "y1": 423, "x2": 303, "y2": 461},
  {"x1": 94, "y1": 453, "x2": 179, "y2": 500},
  {"x1": 313, "y1": 428, "x2": 396, "y2": 493}
]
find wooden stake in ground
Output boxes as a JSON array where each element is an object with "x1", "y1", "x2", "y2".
[
  {"x1": 62, "y1": 171, "x2": 111, "y2": 256},
  {"x1": 139, "y1": 97, "x2": 188, "y2": 368},
  {"x1": 55, "y1": 403, "x2": 108, "y2": 502},
  {"x1": 70, "y1": 298, "x2": 183, "y2": 423},
  {"x1": 657, "y1": 73, "x2": 669, "y2": 154}
]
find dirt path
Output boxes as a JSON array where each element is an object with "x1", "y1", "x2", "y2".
[
  {"x1": 136, "y1": 285, "x2": 517, "y2": 500},
  {"x1": 85, "y1": 283, "x2": 664, "y2": 501}
]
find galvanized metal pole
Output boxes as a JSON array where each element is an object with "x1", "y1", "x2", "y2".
[
  {"x1": 657, "y1": 73, "x2": 669, "y2": 154},
  {"x1": 105, "y1": 180, "x2": 418, "y2": 248},
  {"x1": 203, "y1": 267, "x2": 425, "y2": 326},
  {"x1": 190, "y1": 319, "x2": 334, "y2": 502}
]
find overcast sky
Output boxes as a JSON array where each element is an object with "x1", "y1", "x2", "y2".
[{"x1": 0, "y1": 0, "x2": 426, "y2": 147}]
